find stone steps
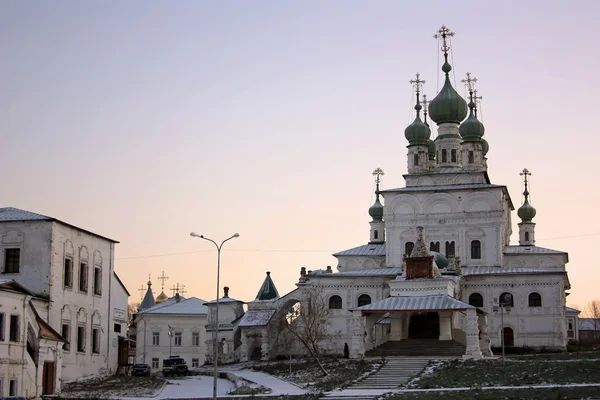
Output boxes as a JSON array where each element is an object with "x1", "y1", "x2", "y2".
[{"x1": 366, "y1": 339, "x2": 465, "y2": 357}]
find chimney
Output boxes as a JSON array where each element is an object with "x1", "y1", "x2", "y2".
[{"x1": 223, "y1": 286, "x2": 230, "y2": 298}]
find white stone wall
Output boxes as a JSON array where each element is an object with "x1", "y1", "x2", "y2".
[
  {"x1": 109, "y1": 274, "x2": 129, "y2": 372},
  {"x1": 337, "y1": 255, "x2": 385, "y2": 272},
  {"x1": 135, "y1": 314, "x2": 207, "y2": 372}
]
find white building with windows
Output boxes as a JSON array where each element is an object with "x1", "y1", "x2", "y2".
[
  {"x1": 134, "y1": 292, "x2": 208, "y2": 372},
  {"x1": 0, "y1": 207, "x2": 130, "y2": 388}
]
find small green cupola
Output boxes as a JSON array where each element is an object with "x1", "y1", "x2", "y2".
[
  {"x1": 429, "y1": 26, "x2": 468, "y2": 125},
  {"x1": 459, "y1": 77, "x2": 485, "y2": 141},
  {"x1": 404, "y1": 73, "x2": 431, "y2": 146},
  {"x1": 481, "y1": 138, "x2": 489, "y2": 156},
  {"x1": 427, "y1": 139, "x2": 436, "y2": 160},
  {"x1": 517, "y1": 168, "x2": 536, "y2": 222},
  {"x1": 369, "y1": 168, "x2": 384, "y2": 220}
]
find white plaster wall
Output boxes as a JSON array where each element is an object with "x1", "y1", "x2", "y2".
[
  {"x1": 135, "y1": 314, "x2": 207, "y2": 372},
  {"x1": 503, "y1": 254, "x2": 567, "y2": 270},
  {"x1": 337, "y1": 255, "x2": 386, "y2": 272},
  {"x1": 109, "y1": 274, "x2": 129, "y2": 372}
]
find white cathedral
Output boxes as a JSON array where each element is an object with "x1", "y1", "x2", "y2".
[{"x1": 135, "y1": 26, "x2": 572, "y2": 366}]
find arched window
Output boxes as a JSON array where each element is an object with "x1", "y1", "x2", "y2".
[
  {"x1": 405, "y1": 242, "x2": 414, "y2": 256},
  {"x1": 451, "y1": 149, "x2": 457, "y2": 162},
  {"x1": 445, "y1": 241, "x2": 455, "y2": 258},
  {"x1": 503, "y1": 327, "x2": 514, "y2": 347},
  {"x1": 471, "y1": 240, "x2": 481, "y2": 259},
  {"x1": 525, "y1": 232, "x2": 530, "y2": 241},
  {"x1": 528, "y1": 292, "x2": 542, "y2": 307},
  {"x1": 357, "y1": 295, "x2": 371, "y2": 307},
  {"x1": 329, "y1": 295, "x2": 342, "y2": 309},
  {"x1": 442, "y1": 149, "x2": 447, "y2": 163},
  {"x1": 469, "y1": 293, "x2": 484, "y2": 308},
  {"x1": 414, "y1": 153, "x2": 419, "y2": 166},
  {"x1": 468, "y1": 151, "x2": 474, "y2": 164},
  {"x1": 430, "y1": 242, "x2": 440, "y2": 252},
  {"x1": 499, "y1": 292, "x2": 514, "y2": 307}
]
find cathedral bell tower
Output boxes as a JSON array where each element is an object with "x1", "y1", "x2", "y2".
[
  {"x1": 459, "y1": 72, "x2": 487, "y2": 171},
  {"x1": 405, "y1": 73, "x2": 431, "y2": 174},
  {"x1": 368, "y1": 168, "x2": 385, "y2": 244},
  {"x1": 429, "y1": 25, "x2": 468, "y2": 169},
  {"x1": 517, "y1": 168, "x2": 537, "y2": 246}
]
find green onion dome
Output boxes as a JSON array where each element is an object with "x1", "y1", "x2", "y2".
[
  {"x1": 429, "y1": 61, "x2": 468, "y2": 125},
  {"x1": 431, "y1": 251, "x2": 449, "y2": 269},
  {"x1": 481, "y1": 138, "x2": 489, "y2": 155},
  {"x1": 459, "y1": 100, "x2": 485, "y2": 140},
  {"x1": 517, "y1": 198, "x2": 536, "y2": 222},
  {"x1": 404, "y1": 103, "x2": 431, "y2": 146},
  {"x1": 369, "y1": 195, "x2": 384, "y2": 220}
]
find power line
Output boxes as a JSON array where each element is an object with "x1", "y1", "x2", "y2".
[{"x1": 115, "y1": 232, "x2": 600, "y2": 261}]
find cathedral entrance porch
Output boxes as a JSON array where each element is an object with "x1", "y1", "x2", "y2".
[{"x1": 408, "y1": 312, "x2": 440, "y2": 339}]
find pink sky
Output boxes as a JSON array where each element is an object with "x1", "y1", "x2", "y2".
[{"x1": 1, "y1": 1, "x2": 599, "y2": 311}]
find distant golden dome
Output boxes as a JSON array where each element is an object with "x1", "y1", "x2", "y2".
[{"x1": 156, "y1": 291, "x2": 168, "y2": 304}]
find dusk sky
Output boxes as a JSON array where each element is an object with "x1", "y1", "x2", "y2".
[{"x1": 1, "y1": 1, "x2": 599, "y2": 310}]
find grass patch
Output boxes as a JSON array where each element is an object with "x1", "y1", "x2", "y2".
[
  {"x1": 228, "y1": 385, "x2": 270, "y2": 395},
  {"x1": 251, "y1": 357, "x2": 383, "y2": 392},
  {"x1": 412, "y1": 358, "x2": 600, "y2": 388},
  {"x1": 509, "y1": 350, "x2": 600, "y2": 361},
  {"x1": 385, "y1": 386, "x2": 600, "y2": 399},
  {"x1": 60, "y1": 375, "x2": 166, "y2": 398}
]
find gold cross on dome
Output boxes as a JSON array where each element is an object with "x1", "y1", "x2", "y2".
[
  {"x1": 372, "y1": 168, "x2": 384, "y2": 185},
  {"x1": 421, "y1": 94, "x2": 431, "y2": 111},
  {"x1": 473, "y1": 90, "x2": 483, "y2": 108},
  {"x1": 138, "y1": 285, "x2": 145, "y2": 301},
  {"x1": 157, "y1": 270, "x2": 169, "y2": 290},
  {"x1": 179, "y1": 285, "x2": 187, "y2": 296},
  {"x1": 520, "y1": 168, "x2": 532, "y2": 185},
  {"x1": 409, "y1": 73, "x2": 426, "y2": 94},
  {"x1": 461, "y1": 72, "x2": 478, "y2": 93},
  {"x1": 434, "y1": 25, "x2": 455, "y2": 54}
]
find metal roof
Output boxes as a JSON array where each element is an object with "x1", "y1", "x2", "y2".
[
  {"x1": 0, "y1": 207, "x2": 119, "y2": 243},
  {"x1": 139, "y1": 297, "x2": 208, "y2": 315},
  {"x1": 566, "y1": 307, "x2": 581, "y2": 314},
  {"x1": 503, "y1": 246, "x2": 567, "y2": 255},
  {"x1": 355, "y1": 295, "x2": 474, "y2": 312},
  {"x1": 333, "y1": 243, "x2": 386, "y2": 257},
  {"x1": 239, "y1": 309, "x2": 276, "y2": 327},
  {"x1": 380, "y1": 184, "x2": 505, "y2": 194},
  {"x1": 462, "y1": 267, "x2": 564, "y2": 276},
  {"x1": 309, "y1": 268, "x2": 401, "y2": 277},
  {"x1": 255, "y1": 272, "x2": 280, "y2": 301},
  {"x1": 579, "y1": 318, "x2": 600, "y2": 331}
]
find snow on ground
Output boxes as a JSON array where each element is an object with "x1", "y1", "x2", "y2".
[
  {"x1": 230, "y1": 370, "x2": 306, "y2": 395},
  {"x1": 118, "y1": 376, "x2": 235, "y2": 400}
]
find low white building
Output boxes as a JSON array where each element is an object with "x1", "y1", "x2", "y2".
[
  {"x1": 135, "y1": 292, "x2": 208, "y2": 373},
  {"x1": 0, "y1": 279, "x2": 64, "y2": 397},
  {"x1": 0, "y1": 207, "x2": 129, "y2": 381}
]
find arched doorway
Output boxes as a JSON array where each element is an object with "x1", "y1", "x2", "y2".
[
  {"x1": 503, "y1": 327, "x2": 514, "y2": 347},
  {"x1": 408, "y1": 312, "x2": 440, "y2": 339}
]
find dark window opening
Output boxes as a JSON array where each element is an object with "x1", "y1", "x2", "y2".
[
  {"x1": 445, "y1": 241, "x2": 456, "y2": 258},
  {"x1": 469, "y1": 293, "x2": 484, "y2": 308},
  {"x1": 528, "y1": 292, "x2": 542, "y2": 307},
  {"x1": 499, "y1": 292, "x2": 514, "y2": 307},
  {"x1": 374, "y1": 230, "x2": 379, "y2": 239},
  {"x1": 64, "y1": 258, "x2": 73, "y2": 288},
  {"x1": 357, "y1": 294, "x2": 372, "y2": 307},
  {"x1": 525, "y1": 232, "x2": 530, "y2": 241},
  {"x1": 451, "y1": 149, "x2": 457, "y2": 162},
  {"x1": 436, "y1": 151, "x2": 440, "y2": 164},
  {"x1": 93, "y1": 267, "x2": 102, "y2": 295},
  {"x1": 9, "y1": 380, "x2": 17, "y2": 397},
  {"x1": 4, "y1": 249, "x2": 20, "y2": 273},
  {"x1": 114, "y1": 323, "x2": 121, "y2": 333},
  {"x1": 429, "y1": 242, "x2": 440, "y2": 252},
  {"x1": 329, "y1": 295, "x2": 342, "y2": 309},
  {"x1": 79, "y1": 263, "x2": 88, "y2": 292},
  {"x1": 77, "y1": 326, "x2": 85, "y2": 352},
  {"x1": 9, "y1": 315, "x2": 19, "y2": 342},
  {"x1": 442, "y1": 149, "x2": 447, "y2": 163},
  {"x1": 414, "y1": 153, "x2": 419, "y2": 166},
  {"x1": 468, "y1": 151, "x2": 474, "y2": 164},
  {"x1": 405, "y1": 242, "x2": 415, "y2": 256},
  {"x1": 62, "y1": 324, "x2": 70, "y2": 351},
  {"x1": 503, "y1": 327, "x2": 514, "y2": 347},
  {"x1": 471, "y1": 240, "x2": 481, "y2": 259},
  {"x1": 92, "y1": 328, "x2": 100, "y2": 354},
  {"x1": 0, "y1": 313, "x2": 4, "y2": 341}
]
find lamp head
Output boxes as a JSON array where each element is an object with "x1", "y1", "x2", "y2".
[
  {"x1": 232, "y1": 233, "x2": 240, "y2": 238},
  {"x1": 190, "y1": 232, "x2": 203, "y2": 238}
]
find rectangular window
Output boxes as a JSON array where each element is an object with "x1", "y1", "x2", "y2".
[
  {"x1": 413, "y1": 153, "x2": 419, "y2": 166},
  {"x1": 93, "y1": 267, "x2": 102, "y2": 295},
  {"x1": 468, "y1": 151, "x2": 474, "y2": 164},
  {"x1": 451, "y1": 149, "x2": 457, "y2": 162},
  {"x1": 92, "y1": 328, "x2": 100, "y2": 354},
  {"x1": 429, "y1": 242, "x2": 440, "y2": 252},
  {"x1": 79, "y1": 263, "x2": 88, "y2": 292},
  {"x1": 4, "y1": 249, "x2": 20, "y2": 273},
  {"x1": 114, "y1": 323, "x2": 121, "y2": 333},
  {"x1": 64, "y1": 258, "x2": 73, "y2": 288},
  {"x1": 9, "y1": 315, "x2": 19, "y2": 342},
  {"x1": 192, "y1": 358, "x2": 199, "y2": 368},
  {"x1": 0, "y1": 313, "x2": 4, "y2": 341},
  {"x1": 442, "y1": 149, "x2": 447, "y2": 163},
  {"x1": 445, "y1": 241, "x2": 456, "y2": 258},
  {"x1": 568, "y1": 319, "x2": 574, "y2": 331},
  {"x1": 152, "y1": 332, "x2": 159, "y2": 346},
  {"x1": 174, "y1": 332, "x2": 182, "y2": 346},
  {"x1": 192, "y1": 332, "x2": 200, "y2": 346},
  {"x1": 77, "y1": 326, "x2": 86, "y2": 352},
  {"x1": 62, "y1": 324, "x2": 70, "y2": 351},
  {"x1": 374, "y1": 230, "x2": 379, "y2": 239},
  {"x1": 9, "y1": 380, "x2": 16, "y2": 397},
  {"x1": 152, "y1": 358, "x2": 159, "y2": 369},
  {"x1": 0, "y1": 378, "x2": 3, "y2": 398}
]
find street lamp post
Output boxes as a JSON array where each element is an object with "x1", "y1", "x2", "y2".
[
  {"x1": 168, "y1": 325, "x2": 174, "y2": 357},
  {"x1": 190, "y1": 232, "x2": 239, "y2": 400},
  {"x1": 499, "y1": 294, "x2": 512, "y2": 364}
]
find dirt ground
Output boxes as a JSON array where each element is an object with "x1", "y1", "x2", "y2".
[{"x1": 60, "y1": 375, "x2": 166, "y2": 398}]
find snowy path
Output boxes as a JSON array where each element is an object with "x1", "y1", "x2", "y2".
[
  {"x1": 118, "y1": 376, "x2": 235, "y2": 400},
  {"x1": 230, "y1": 370, "x2": 307, "y2": 396}
]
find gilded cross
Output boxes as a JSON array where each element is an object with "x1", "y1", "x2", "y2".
[
  {"x1": 421, "y1": 94, "x2": 431, "y2": 113},
  {"x1": 179, "y1": 285, "x2": 187, "y2": 296},
  {"x1": 520, "y1": 168, "x2": 532, "y2": 198},
  {"x1": 473, "y1": 90, "x2": 483, "y2": 109},
  {"x1": 171, "y1": 283, "x2": 182, "y2": 296},
  {"x1": 461, "y1": 72, "x2": 478, "y2": 93},
  {"x1": 138, "y1": 285, "x2": 145, "y2": 301},
  {"x1": 434, "y1": 25, "x2": 455, "y2": 55},
  {"x1": 409, "y1": 73, "x2": 425, "y2": 94},
  {"x1": 372, "y1": 168, "x2": 384, "y2": 185},
  {"x1": 157, "y1": 270, "x2": 169, "y2": 291}
]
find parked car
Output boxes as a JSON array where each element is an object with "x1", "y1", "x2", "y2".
[
  {"x1": 162, "y1": 356, "x2": 189, "y2": 377},
  {"x1": 132, "y1": 363, "x2": 151, "y2": 377}
]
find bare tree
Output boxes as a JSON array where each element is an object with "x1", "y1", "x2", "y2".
[
  {"x1": 282, "y1": 286, "x2": 334, "y2": 376},
  {"x1": 584, "y1": 300, "x2": 600, "y2": 331},
  {"x1": 128, "y1": 302, "x2": 140, "y2": 327}
]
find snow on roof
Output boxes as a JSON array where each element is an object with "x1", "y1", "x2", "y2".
[
  {"x1": 0, "y1": 207, "x2": 118, "y2": 242},
  {"x1": 139, "y1": 297, "x2": 208, "y2": 315},
  {"x1": 381, "y1": 183, "x2": 505, "y2": 193},
  {"x1": 239, "y1": 309, "x2": 276, "y2": 327},
  {"x1": 204, "y1": 297, "x2": 244, "y2": 305},
  {"x1": 579, "y1": 318, "x2": 600, "y2": 331},
  {"x1": 309, "y1": 268, "x2": 401, "y2": 277},
  {"x1": 566, "y1": 307, "x2": 581, "y2": 314},
  {"x1": 333, "y1": 243, "x2": 386, "y2": 257},
  {"x1": 355, "y1": 295, "x2": 474, "y2": 312},
  {"x1": 462, "y1": 267, "x2": 564, "y2": 276},
  {"x1": 503, "y1": 245, "x2": 567, "y2": 255}
]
